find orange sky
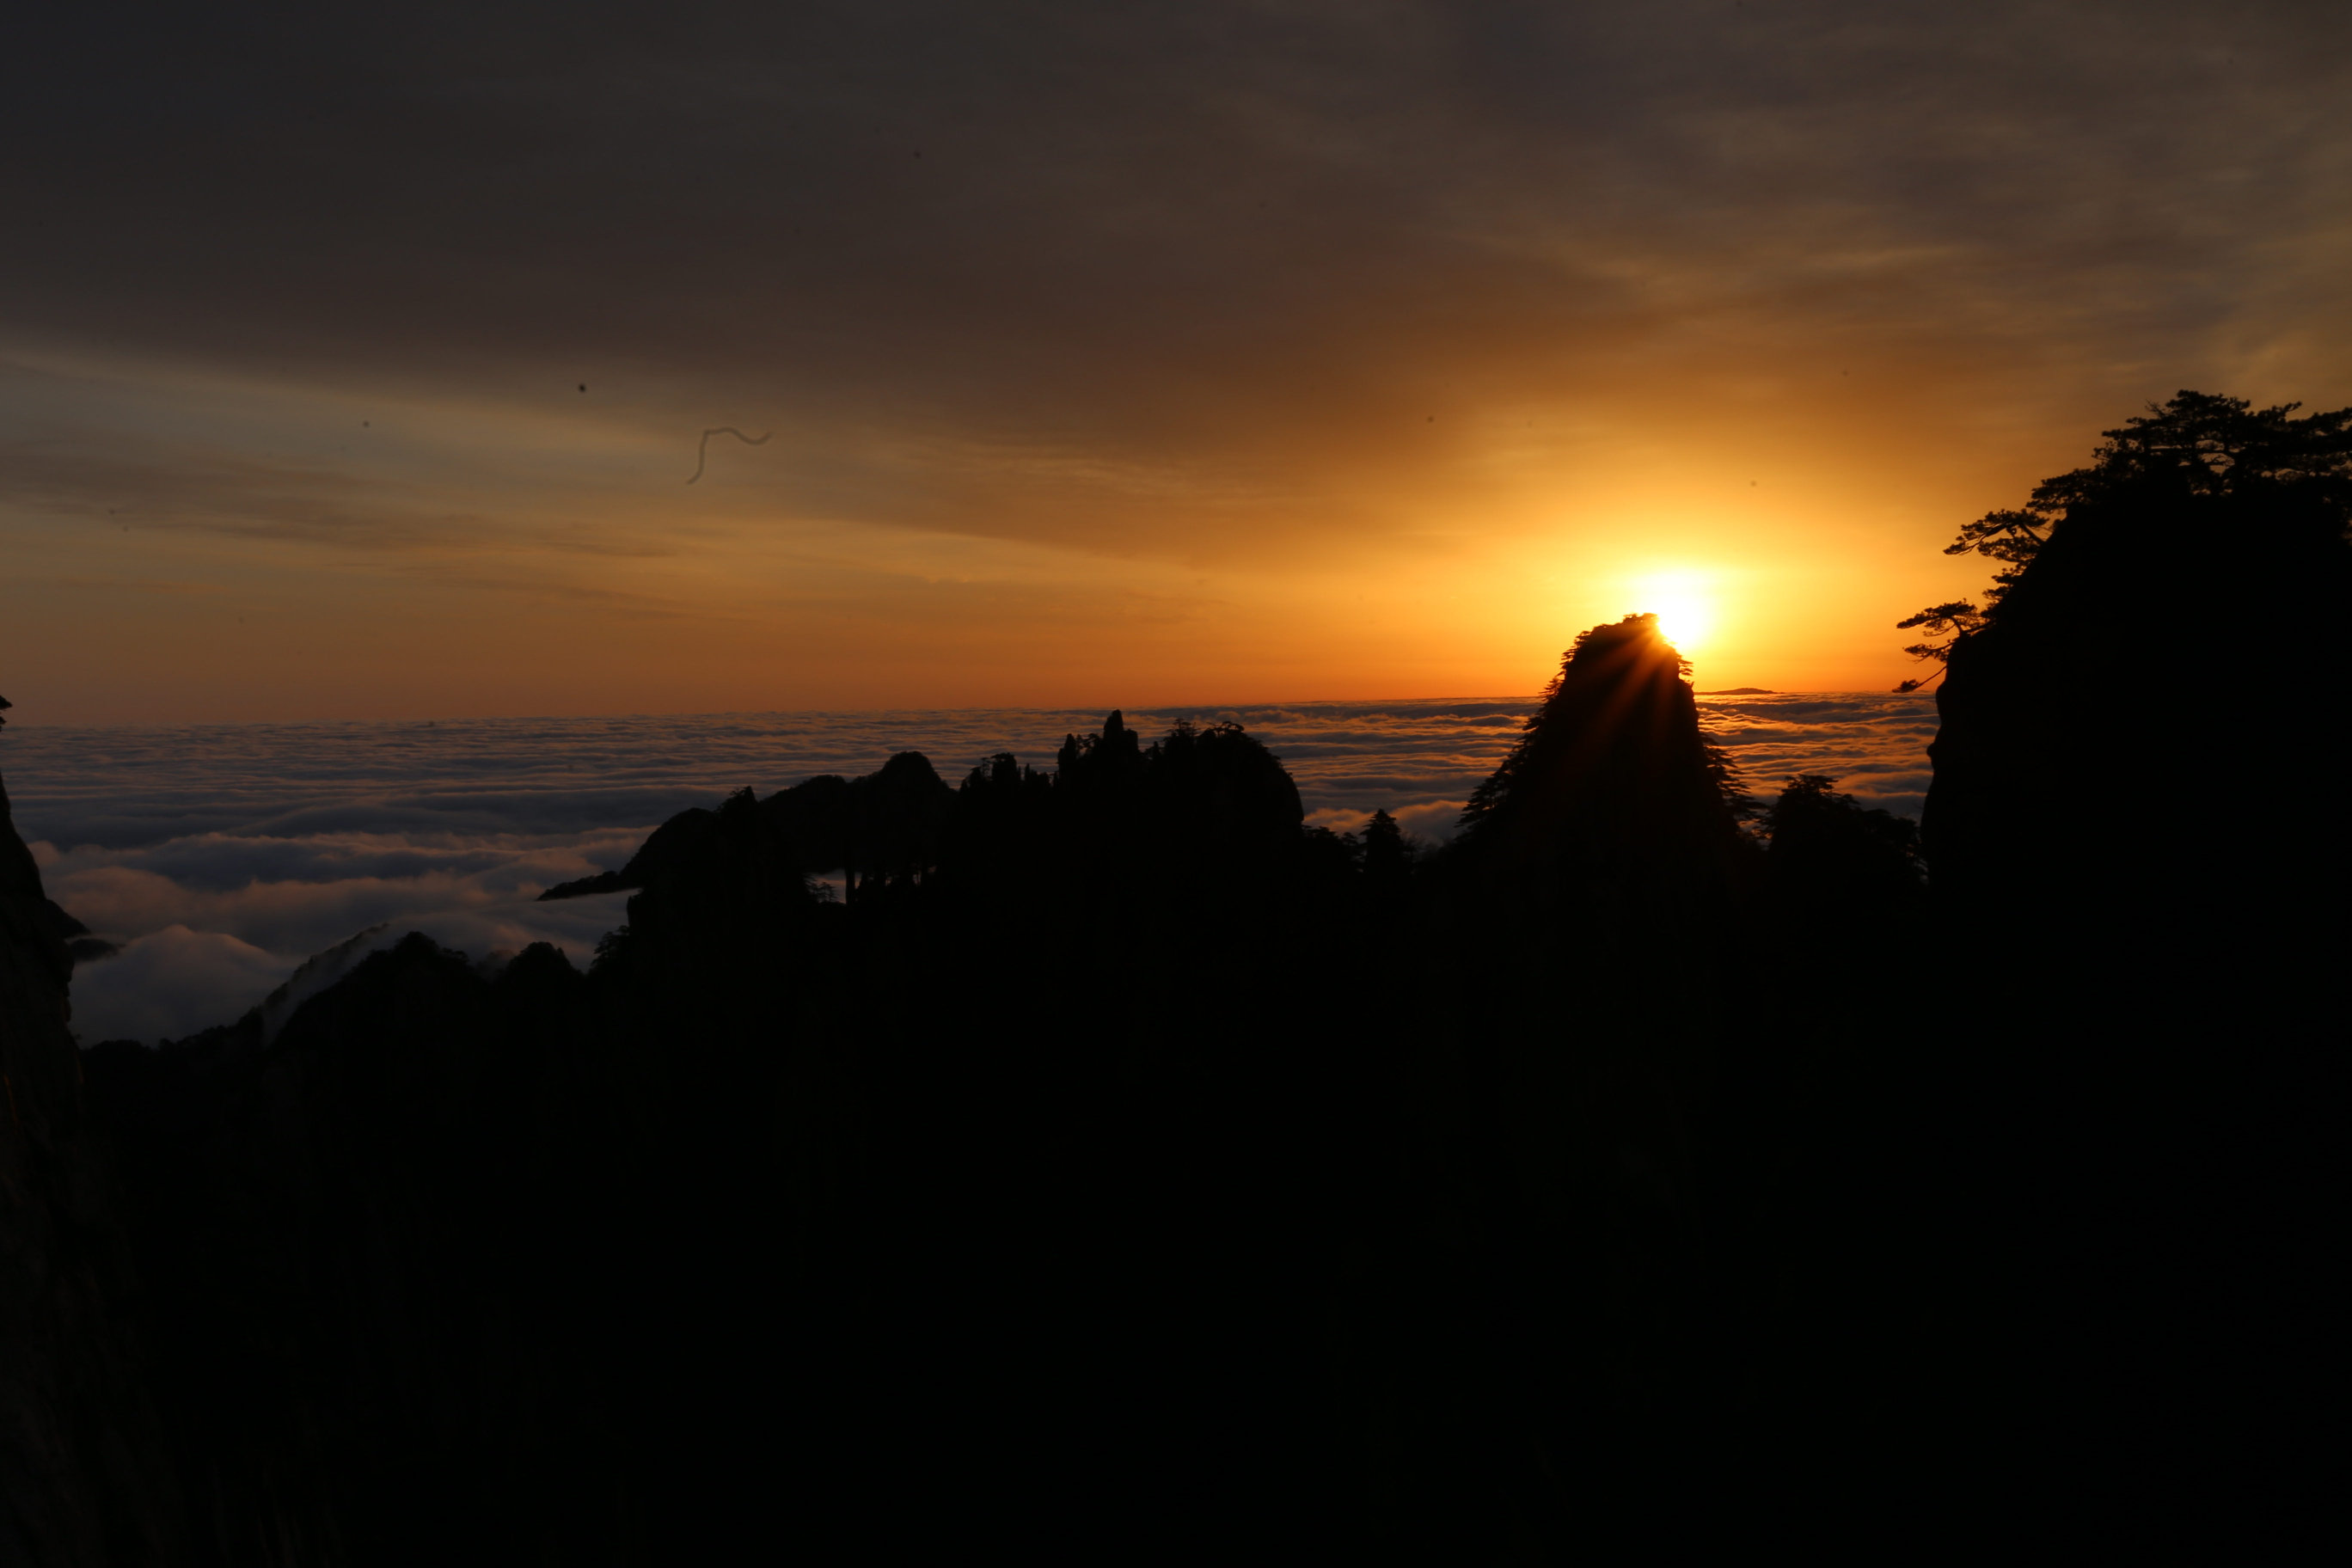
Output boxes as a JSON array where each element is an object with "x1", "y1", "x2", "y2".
[{"x1": 5, "y1": 3, "x2": 2349, "y2": 723}]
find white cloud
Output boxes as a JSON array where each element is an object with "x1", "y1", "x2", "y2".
[{"x1": 72, "y1": 926, "x2": 297, "y2": 1044}]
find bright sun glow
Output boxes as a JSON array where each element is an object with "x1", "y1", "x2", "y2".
[{"x1": 1631, "y1": 570, "x2": 1716, "y2": 652}]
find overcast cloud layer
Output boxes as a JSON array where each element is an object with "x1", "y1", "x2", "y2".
[
  {"x1": 4, "y1": 3, "x2": 2348, "y2": 715},
  {"x1": 9, "y1": 692, "x2": 1930, "y2": 1041}
]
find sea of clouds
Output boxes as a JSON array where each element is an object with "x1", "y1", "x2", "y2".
[{"x1": 2, "y1": 694, "x2": 1935, "y2": 1044}]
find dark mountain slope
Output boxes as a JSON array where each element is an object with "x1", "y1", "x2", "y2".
[
  {"x1": 59, "y1": 637, "x2": 1975, "y2": 1564},
  {"x1": 1921, "y1": 401, "x2": 2350, "y2": 1540},
  {"x1": 0, "y1": 769, "x2": 181, "y2": 1567}
]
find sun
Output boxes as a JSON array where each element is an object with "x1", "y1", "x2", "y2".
[
  {"x1": 1631, "y1": 571, "x2": 1715, "y2": 652},
  {"x1": 1648, "y1": 595, "x2": 1712, "y2": 652}
]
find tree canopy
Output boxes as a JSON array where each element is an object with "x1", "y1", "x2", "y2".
[{"x1": 1896, "y1": 390, "x2": 2352, "y2": 683}]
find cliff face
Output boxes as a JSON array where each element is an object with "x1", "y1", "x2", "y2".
[
  {"x1": 1926, "y1": 481, "x2": 2352, "y2": 1001},
  {"x1": 1919, "y1": 480, "x2": 2349, "y2": 1532},
  {"x1": 88, "y1": 935, "x2": 628, "y2": 1568},
  {"x1": 0, "y1": 770, "x2": 180, "y2": 1566}
]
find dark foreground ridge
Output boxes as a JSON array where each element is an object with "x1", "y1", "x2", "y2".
[{"x1": 3, "y1": 392, "x2": 2344, "y2": 1562}]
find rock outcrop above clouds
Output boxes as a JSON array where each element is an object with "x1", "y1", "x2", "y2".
[
  {"x1": 1921, "y1": 407, "x2": 2351, "y2": 1534},
  {"x1": 0, "y1": 766, "x2": 180, "y2": 1566}
]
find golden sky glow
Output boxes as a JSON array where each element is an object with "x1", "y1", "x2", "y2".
[{"x1": 4, "y1": 3, "x2": 2349, "y2": 722}]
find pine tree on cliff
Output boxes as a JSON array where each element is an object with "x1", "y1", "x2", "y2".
[
  {"x1": 1895, "y1": 390, "x2": 2352, "y2": 683},
  {"x1": 1456, "y1": 613, "x2": 1751, "y2": 905},
  {"x1": 1920, "y1": 390, "x2": 2352, "y2": 911}
]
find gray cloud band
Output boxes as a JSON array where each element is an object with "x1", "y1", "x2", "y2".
[{"x1": 5, "y1": 3, "x2": 2345, "y2": 560}]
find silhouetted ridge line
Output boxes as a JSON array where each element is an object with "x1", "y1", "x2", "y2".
[
  {"x1": 31, "y1": 418, "x2": 2343, "y2": 1562},
  {"x1": 61, "y1": 649, "x2": 1987, "y2": 1557}
]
